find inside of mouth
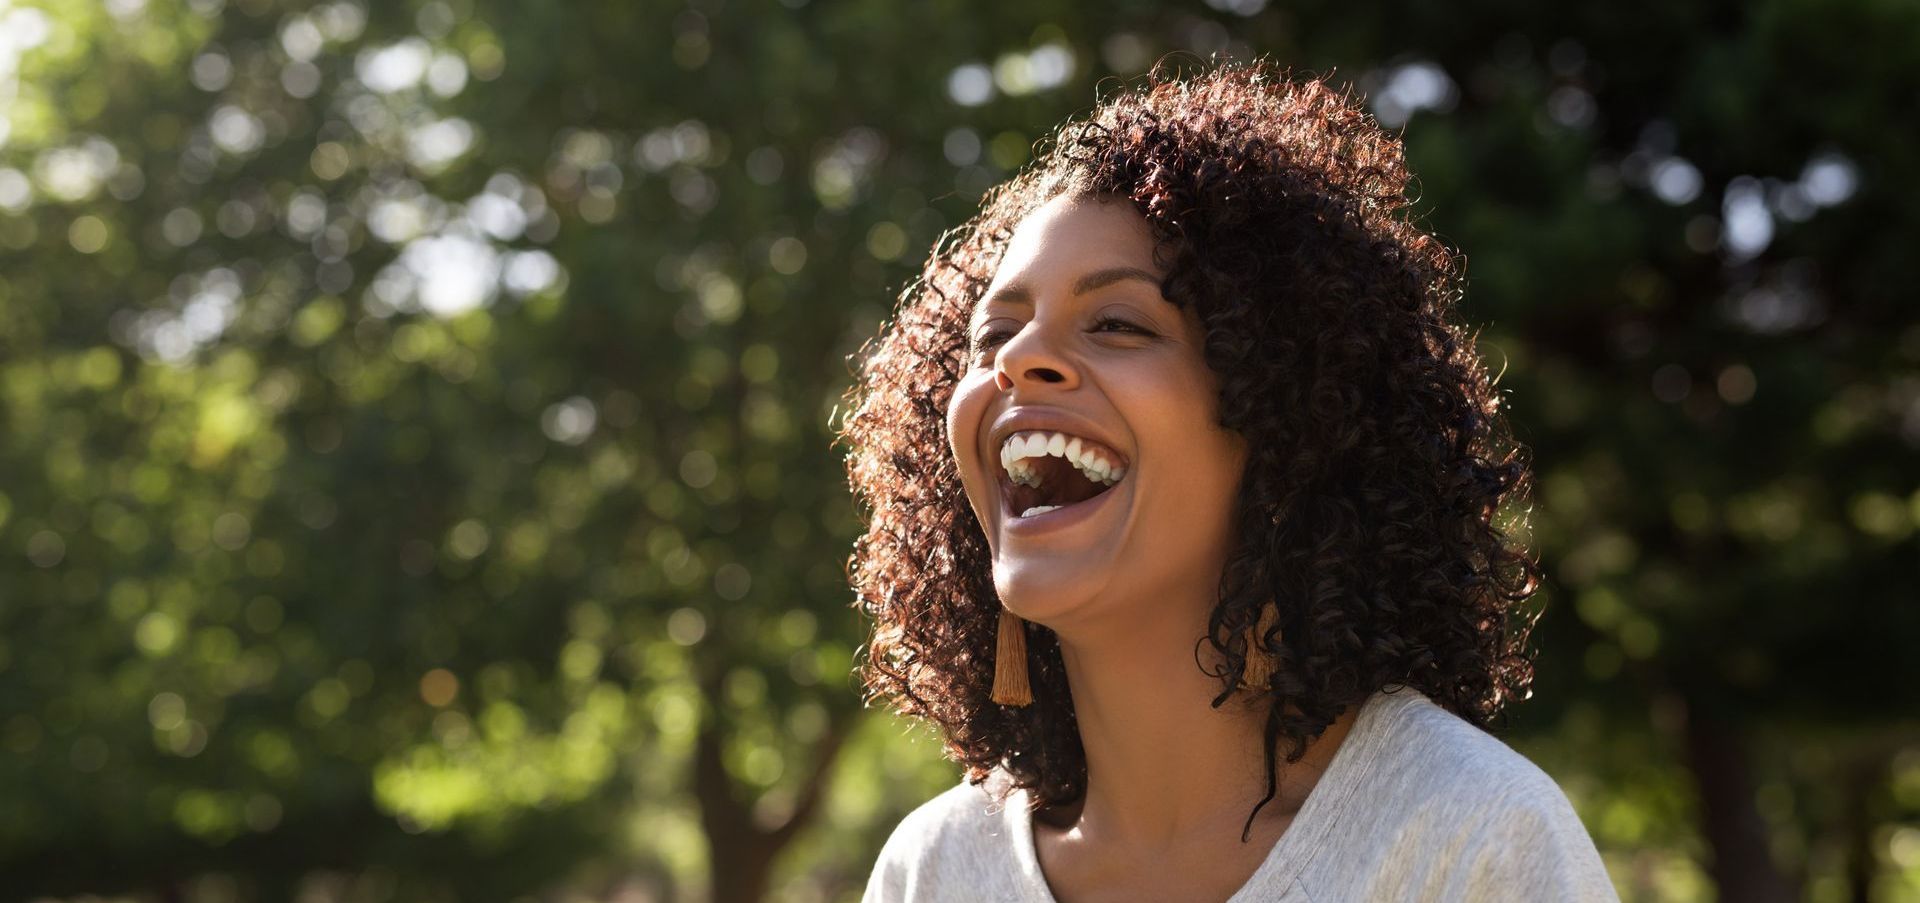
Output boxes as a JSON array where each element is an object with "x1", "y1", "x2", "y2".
[{"x1": 1008, "y1": 455, "x2": 1118, "y2": 514}]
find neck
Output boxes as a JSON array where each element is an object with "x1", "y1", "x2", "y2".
[{"x1": 1042, "y1": 590, "x2": 1358, "y2": 851}]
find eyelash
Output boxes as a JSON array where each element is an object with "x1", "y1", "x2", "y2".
[{"x1": 973, "y1": 316, "x2": 1152, "y2": 351}]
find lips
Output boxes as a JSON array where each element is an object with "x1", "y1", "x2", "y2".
[
  {"x1": 993, "y1": 444, "x2": 1131, "y2": 537},
  {"x1": 981, "y1": 407, "x2": 1132, "y2": 537}
]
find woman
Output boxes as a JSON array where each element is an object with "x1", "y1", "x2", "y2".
[{"x1": 839, "y1": 58, "x2": 1617, "y2": 902}]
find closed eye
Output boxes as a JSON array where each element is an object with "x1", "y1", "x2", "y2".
[
  {"x1": 971, "y1": 316, "x2": 1155, "y2": 353},
  {"x1": 1092, "y1": 316, "x2": 1153, "y2": 336}
]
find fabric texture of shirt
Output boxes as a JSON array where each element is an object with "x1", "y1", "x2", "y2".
[{"x1": 861, "y1": 683, "x2": 1619, "y2": 902}]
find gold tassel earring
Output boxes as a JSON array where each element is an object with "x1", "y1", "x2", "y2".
[
  {"x1": 992, "y1": 608, "x2": 1033, "y2": 707},
  {"x1": 1236, "y1": 602, "x2": 1281, "y2": 691}
]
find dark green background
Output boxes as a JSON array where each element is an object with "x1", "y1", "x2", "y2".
[{"x1": 0, "y1": 0, "x2": 1915, "y2": 900}]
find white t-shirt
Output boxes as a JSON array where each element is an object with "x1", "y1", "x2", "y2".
[{"x1": 861, "y1": 684, "x2": 1619, "y2": 902}]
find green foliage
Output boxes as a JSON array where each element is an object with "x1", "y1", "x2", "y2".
[{"x1": 0, "y1": 0, "x2": 1915, "y2": 901}]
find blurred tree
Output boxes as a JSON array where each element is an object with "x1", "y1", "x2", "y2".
[
  {"x1": 0, "y1": 1, "x2": 1914, "y2": 902},
  {"x1": 1350, "y1": 5, "x2": 1920, "y2": 901}
]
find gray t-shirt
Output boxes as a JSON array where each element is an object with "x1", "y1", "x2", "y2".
[{"x1": 862, "y1": 684, "x2": 1619, "y2": 902}]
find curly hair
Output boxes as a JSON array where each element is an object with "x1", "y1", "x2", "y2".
[{"x1": 837, "y1": 57, "x2": 1542, "y2": 842}]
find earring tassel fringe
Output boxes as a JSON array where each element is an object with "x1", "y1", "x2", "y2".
[{"x1": 992, "y1": 608, "x2": 1033, "y2": 707}]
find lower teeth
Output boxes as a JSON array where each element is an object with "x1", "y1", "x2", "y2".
[{"x1": 1019, "y1": 505, "x2": 1062, "y2": 518}]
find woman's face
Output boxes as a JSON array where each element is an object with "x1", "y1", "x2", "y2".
[{"x1": 946, "y1": 193, "x2": 1248, "y2": 631}]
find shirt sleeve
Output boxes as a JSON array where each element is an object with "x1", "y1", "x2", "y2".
[
  {"x1": 861, "y1": 804, "x2": 930, "y2": 903},
  {"x1": 1453, "y1": 778, "x2": 1620, "y2": 902}
]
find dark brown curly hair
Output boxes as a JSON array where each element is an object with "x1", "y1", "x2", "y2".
[{"x1": 837, "y1": 57, "x2": 1542, "y2": 842}]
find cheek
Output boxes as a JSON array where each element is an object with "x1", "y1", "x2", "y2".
[
  {"x1": 945, "y1": 372, "x2": 996, "y2": 467},
  {"x1": 1129, "y1": 363, "x2": 1242, "y2": 482},
  {"x1": 945, "y1": 373, "x2": 1005, "y2": 531},
  {"x1": 1121, "y1": 359, "x2": 1219, "y2": 431}
]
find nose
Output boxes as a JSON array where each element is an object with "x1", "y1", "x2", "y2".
[{"x1": 993, "y1": 320, "x2": 1078, "y2": 393}]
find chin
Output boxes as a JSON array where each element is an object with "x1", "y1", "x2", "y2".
[{"x1": 992, "y1": 556, "x2": 1113, "y2": 625}]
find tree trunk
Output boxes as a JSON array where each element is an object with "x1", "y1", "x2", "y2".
[
  {"x1": 695, "y1": 668, "x2": 854, "y2": 903},
  {"x1": 1680, "y1": 699, "x2": 1796, "y2": 903},
  {"x1": 1844, "y1": 755, "x2": 1873, "y2": 903},
  {"x1": 1842, "y1": 738, "x2": 1903, "y2": 903}
]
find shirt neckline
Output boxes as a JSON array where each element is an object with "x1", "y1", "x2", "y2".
[{"x1": 1005, "y1": 683, "x2": 1420, "y2": 903}]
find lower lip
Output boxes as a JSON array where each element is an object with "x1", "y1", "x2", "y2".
[{"x1": 1002, "y1": 479, "x2": 1127, "y2": 537}]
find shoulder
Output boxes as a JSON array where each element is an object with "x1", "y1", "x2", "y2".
[
  {"x1": 1372, "y1": 690, "x2": 1602, "y2": 843},
  {"x1": 861, "y1": 774, "x2": 1018, "y2": 903},
  {"x1": 1300, "y1": 688, "x2": 1618, "y2": 901},
  {"x1": 1379, "y1": 689, "x2": 1578, "y2": 808},
  {"x1": 875, "y1": 775, "x2": 1006, "y2": 857}
]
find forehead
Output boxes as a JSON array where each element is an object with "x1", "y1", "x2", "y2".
[{"x1": 986, "y1": 194, "x2": 1161, "y2": 292}]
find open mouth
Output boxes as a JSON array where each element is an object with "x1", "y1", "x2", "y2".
[{"x1": 996, "y1": 430, "x2": 1129, "y2": 520}]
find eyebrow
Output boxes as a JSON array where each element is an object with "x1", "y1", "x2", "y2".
[{"x1": 977, "y1": 266, "x2": 1166, "y2": 314}]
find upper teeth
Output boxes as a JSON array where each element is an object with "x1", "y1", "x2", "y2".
[{"x1": 999, "y1": 430, "x2": 1126, "y2": 488}]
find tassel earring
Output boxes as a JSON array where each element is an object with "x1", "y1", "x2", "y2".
[
  {"x1": 992, "y1": 608, "x2": 1033, "y2": 707},
  {"x1": 1236, "y1": 602, "x2": 1281, "y2": 691}
]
